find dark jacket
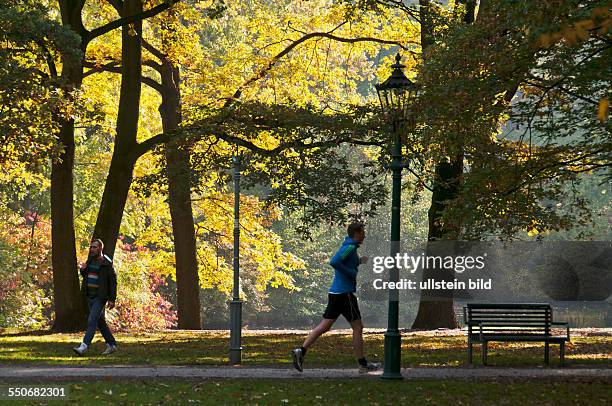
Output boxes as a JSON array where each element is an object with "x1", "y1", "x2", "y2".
[{"x1": 80, "y1": 254, "x2": 117, "y2": 302}]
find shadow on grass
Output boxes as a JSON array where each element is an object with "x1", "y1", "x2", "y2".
[
  {"x1": 0, "y1": 329, "x2": 58, "y2": 337},
  {"x1": 0, "y1": 331, "x2": 609, "y2": 368}
]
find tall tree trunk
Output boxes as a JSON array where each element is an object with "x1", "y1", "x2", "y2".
[
  {"x1": 159, "y1": 61, "x2": 201, "y2": 329},
  {"x1": 51, "y1": 0, "x2": 87, "y2": 332},
  {"x1": 86, "y1": 1, "x2": 201, "y2": 328},
  {"x1": 92, "y1": 0, "x2": 142, "y2": 257},
  {"x1": 51, "y1": 111, "x2": 86, "y2": 331},
  {"x1": 51, "y1": 0, "x2": 176, "y2": 330},
  {"x1": 411, "y1": 0, "x2": 475, "y2": 329},
  {"x1": 412, "y1": 155, "x2": 464, "y2": 329}
]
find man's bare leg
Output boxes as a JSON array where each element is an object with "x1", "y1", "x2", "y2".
[
  {"x1": 350, "y1": 319, "x2": 364, "y2": 359},
  {"x1": 351, "y1": 319, "x2": 379, "y2": 371},
  {"x1": 303, "y1": 318, "x2": 335, "y2": 349},
  {"x1": 292, "y1": 318, "x2": 335, "y2": 372}
]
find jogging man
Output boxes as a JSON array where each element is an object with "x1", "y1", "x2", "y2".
[
  {"x1": 73, "y1": 239, "x2": 118, "y2": 356},
  {"x1": 292, "y1": 222, "x2": 379, "y2": 372}
]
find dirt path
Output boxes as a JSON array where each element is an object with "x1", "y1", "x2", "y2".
[{"x1": 0, "y1": 365, "x2": 610, "y2": 380}]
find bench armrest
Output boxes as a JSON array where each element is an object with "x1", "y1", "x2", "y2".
[
  {"x1": 477, "y1": 322, "x2": 488, "y2": 341},
  {"x1": 477, "y1": 321, "x2": 510, "y2": 341},
  {"x1": 551, "y1": 322, "x2": 570, "y2": 341}
]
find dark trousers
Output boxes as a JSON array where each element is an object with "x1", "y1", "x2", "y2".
[{"x1": 83, "y1": 296, "x2": 116, "y2": 346}]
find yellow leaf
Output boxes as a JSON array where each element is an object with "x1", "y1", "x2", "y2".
[
  {"x1": 598, "y1": 98, "x2": 609, "y2": 123},
  {"x1": 128, "y1": 23, "x2": 137, "y2": 37},
  {"x1": 527, "y1": 219, "x2": 539, "y2": 237}
]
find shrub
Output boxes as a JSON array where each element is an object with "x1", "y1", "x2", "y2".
[{"x1": 106, "y1": 241, "x2": 177, "y2": 331}]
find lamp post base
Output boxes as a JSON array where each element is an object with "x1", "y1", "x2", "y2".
[
  {"x1": 229, "y1": 299, "x2": 243, "y2": 365},
  {"x1": 381, "y1": 330, "x2": 403, "y2": 380},
  {"x1": 229, "y1": 347, "x2": 242, "y2": 365}
]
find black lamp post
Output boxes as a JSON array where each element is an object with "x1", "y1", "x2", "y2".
[
  {"x1": 229, "y1": 153, "x2": 243, "y2": 365},
  {"x1": 375, "y1": 53, "x2": 418, "y2": 380}
]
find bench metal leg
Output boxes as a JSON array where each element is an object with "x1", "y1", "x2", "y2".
[
  {"x1": 560, "y1": 342, "x2": 565, "y2": 367},
  {"x1": 467, "y1": 341, "x2": 473, "y2": 365},
  {"x1": 482, "y1": 341, "x2": 488, "y2": 366},
  {"x1": 544, "y1": 342, "x2": 549, "y2": 366}
]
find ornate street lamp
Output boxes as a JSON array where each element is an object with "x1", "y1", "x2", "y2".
[{"x1": 375, "y1": 53, "x2": 418, "y2": 380}]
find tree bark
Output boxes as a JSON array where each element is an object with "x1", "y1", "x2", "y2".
[
  {"x1": 51, "y1": 110, "x2": 87, "y2": 331},
  {"x1": 51, "y1": 0, "x2": 179, "y2": 331},
  {"x1": 92, "y1": 0, "x2": 142, "y2": 258},
  {"x1": 159, "y1": 60, "x2": 201, "y2": 329},
  {"x1": 51, "y1": 0, "x2": 88, "y2": 332},
  {"x1": 418, "y1": 0, "x2": 436, "y2": 55},
  {"x1": 83, "y1": 1, "x2": 201, "y2": 328},
  {"x1": 412, "y1": 155, "x2": 464, "y2": 329},
  {"x1": 411, "y1": 0, "x2": 476, "y2": 329}
]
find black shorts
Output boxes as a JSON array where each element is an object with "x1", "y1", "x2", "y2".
[{"x1": 322, "y1": 292, "x2": 362, "y2": 322}]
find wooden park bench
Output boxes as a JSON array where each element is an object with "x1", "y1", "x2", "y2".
[{"x1": 463, "y1": 303, "x2": 570, "y2": 366}]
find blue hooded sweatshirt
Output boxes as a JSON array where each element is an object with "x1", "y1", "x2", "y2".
[{"x1": 329, "y1": 236, "x2": 360, "y2": 294}]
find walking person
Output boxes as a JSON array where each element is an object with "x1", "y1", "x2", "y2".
[
  {"x1": 73, "y1": 239, "x2": 118, "y2": 356},
  {"x1": 292, "y1": 222, "x2": 379, "y2": 373}
]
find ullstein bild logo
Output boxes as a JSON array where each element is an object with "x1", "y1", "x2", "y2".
[{"x1": 372, "y1": 277, "x2": 492, "y2": 291}]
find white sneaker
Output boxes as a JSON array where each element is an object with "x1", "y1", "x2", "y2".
[
  {"x1": 291, "y1": 348, "x2": 304, "y2": 372},
  {"x1": 101, "y1": 344, "x2": 117, "y2": 355},
  {"x1": 72, "y1": 342, "x2": 88, "y2": 356},
  {"x1": 359, "y1": 361, "x2": 381, "y2": 373}
]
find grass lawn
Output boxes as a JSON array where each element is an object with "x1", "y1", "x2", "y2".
[
  {"x1": 1, "y1": 379, "x2": 610, "y2": 405},
  {"x1": 0, "y1": 329, "x2": 609, "y2": 368}
]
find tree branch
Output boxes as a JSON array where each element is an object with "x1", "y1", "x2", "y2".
[
  {"x1": 524, "y1": 79, "x2": 600, "y2": 106},
  {"x1": 375, "y1": 0, "x2": 421, "y2": 22},
  {"x1": 101, "y1": 2, "x2": 166, "y2": 74},
  {"x1": 143, "y1": 58, "x2": 163, "y2": 72},
  {"x1": 406, "y1": 166, "x2": 434, "y2": 192},
  {"x1": 86, "y1": 1, "x2": 181, "y2": 42},
  {"x1": 142, "y1": 38, "x2": 167, "y2": 64},
  {"x1": 106, "y1": 0, "x2": 124, "y2": 10},
  {"x1": 501, "y1": 147, "x2": 608, "y2": 197},
  {"x1": 36, "y1": 41, "x2": 58, "y2": 78},
  {"x1": 83, "y1": 60, "x2": 163, "y2": 92},
  {"x1": 224, "y1": 30, "x2": 418, "y2": 107},
  {"x1": 83, "y1": 60, "x2": 120, "y2": 77},
  {"x1": 133, "y1": 125, "x2": 381, "y2": 160}
]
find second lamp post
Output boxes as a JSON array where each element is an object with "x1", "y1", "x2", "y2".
[{"x1": 229, "y1": 153, "x2": 243, "y2": 365}]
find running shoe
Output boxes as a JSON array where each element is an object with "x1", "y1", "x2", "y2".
[{"x1": 291, "y1": 348, "x2": 304, "y2": 372}]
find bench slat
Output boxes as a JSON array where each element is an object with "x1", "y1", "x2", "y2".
[
  {"x1": 469, "y1": 311, "x2": 550, "y2": 315},
  {"x1": 470, "y1": 310, "x2": 550, "y2": 316},
  {"x1": 471, "y1": 316, "x2": 551, "y2": 321},
  {"x1": 467, "y1": 303, "x2": 551, "y2": 309},
  {"x1": 469, "y1": 335, "x2": 568, "y2": 342}
]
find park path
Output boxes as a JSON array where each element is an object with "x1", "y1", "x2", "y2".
[{"x1": 0, "y1": 365, "x2": 610, "y2": 380}]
